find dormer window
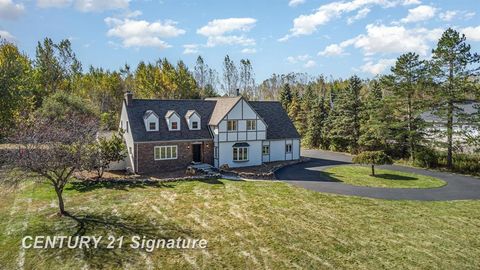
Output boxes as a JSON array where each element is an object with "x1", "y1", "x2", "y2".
[
  {"x1": 185, "y1": 110, "x2": 201, "y2": 130},
  {"x1": 171, "y1": 122, "x2": 178, "y2": 130},
  {"x1": 149, "y1": 122, "x2": 156, "y2": 130},
  {"x1": 165, "y1": 110, "x2": 181, "y2": 131},
  {"x1": 143, "y1": 110, "x2": 159, "y2": 132}
]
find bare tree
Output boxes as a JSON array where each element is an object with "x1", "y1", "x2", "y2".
[
  {"x1": 239, "y1": 59, "x2": 256, "y2": 100},
  {"x1": 2, "y1": 114, "x2": 98, "y2": 216},
  {"x1": 222, "y1": 55, "x2": 238, "y2": 96}
]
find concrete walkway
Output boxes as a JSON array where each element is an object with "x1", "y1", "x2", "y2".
[{"x1": 275, "y1": 149, "x2": 480, "y2": 201}]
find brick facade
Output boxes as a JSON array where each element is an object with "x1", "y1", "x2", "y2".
[{"x1": 135, "y1": 140, "x2": 214, "y2": 174}]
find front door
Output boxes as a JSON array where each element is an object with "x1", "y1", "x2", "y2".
[{"x1": 192, "y1": 144, "x2": 202, "y2": 162}]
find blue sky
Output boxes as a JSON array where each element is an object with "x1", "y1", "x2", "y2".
[{"x1": 1, "y1": 0, "x2": 479, "y2": 81}]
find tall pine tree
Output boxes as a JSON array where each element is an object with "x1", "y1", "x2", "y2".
[{"x1": 430, "y1": 28, "x2": 480, "y2": 168}]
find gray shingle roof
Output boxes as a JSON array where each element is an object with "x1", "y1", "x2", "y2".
[
  {"x1": 126, "y1": 99, "x2": 216, "y2": 142},
  {"x1": 250, "y1": 101, "x2": 300, "y2": 139},
  {"x1": 125, "y1": 98, "x2": 300, "y2": 142}
]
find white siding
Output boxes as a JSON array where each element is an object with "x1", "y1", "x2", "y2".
[
  {"x1": 120, "y1": 102, "x2": 135, "y2": 172},
  {"x1": 144, "y1": 113, "x2": 159, "y2": 131},
  {"x1": 186, "y1": 112, "x2": 201, "y2": 130},
  {"x1": 217, "y1": 141, "x2": 263, "y2": 168}
]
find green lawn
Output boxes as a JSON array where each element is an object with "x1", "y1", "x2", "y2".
[
  {"x1": 323, "y1": 165, "x2": 446, "y2": 188},
  {"x1": 1, "y1": 178, "x2": 479, "y2": 269}
]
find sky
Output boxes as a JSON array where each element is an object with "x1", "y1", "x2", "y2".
[{"x1": 1, "y1": 0, "x2": 480, "y2": 82}]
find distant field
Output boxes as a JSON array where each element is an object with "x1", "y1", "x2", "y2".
[
  {"x1": 323, "y1": 165, "x2": 447, "y2": 188},
  {"x1": 0, "y1": 178, "x2": 479, "y2": 269}
]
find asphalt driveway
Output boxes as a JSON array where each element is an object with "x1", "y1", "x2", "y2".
[{"x1": 275, "y1": 149, "x2": 480, "y2": 201}]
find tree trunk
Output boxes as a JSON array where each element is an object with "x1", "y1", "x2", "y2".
[
  {"x1": 54, "y1": 186, "x2": 66, "y2": 216},
  {"x1": 371, "y1": 165, "x2": 375, "y2": 176},
  {"x1": 446, "y1": 100, "x2": 454, "y2": 168},
  {"x1": 407, "y1": 95, "x2": 414, "y2": 161}
]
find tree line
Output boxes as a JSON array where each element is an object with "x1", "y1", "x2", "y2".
[
  {"x1": 0, "y1": 37, "x2": 258, "y2": 137},
  {"x1": 279, "y1": 28, "x2": 479, "y2": 172}
]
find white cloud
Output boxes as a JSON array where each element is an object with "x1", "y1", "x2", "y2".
[
  {"x1": 197, "y1": 18, "x2": 257, "y2": 47},
  {"x1": 241, "y1": 48, "x2": 257, "y2": 54},
  {"x1": 304, "y1": 60, "x2": 316, "y2": 68},
  {"x1": 402, "y1": 0, "x2": 420, "y2": 6},
  {"x1": 286, "y1": 54, "x2": 310, "y2": 64},
  {"x1": 75, "y1": 0, "x2": 129, "y2": 12},
  {"x1": 343, "y1": 24, "x2": 442, "y2": 56},
  {"x1": 288, "y1": 0, "x2": 305, "y2": 7},
  {"x1": 347, "y1": 7, "x2": 370, "y2": 24},
  {"x1": 360, "y1": 58, "x2": 396, "y2": 74},
  {"x1": 462, "y1": 25, "x2": 480, "y2": 42},
  {"x1": 399, "y1": 5, "x2": 436, "y2": 23},
  {"x1": 183, "y1": 44, "x2": 200, "y2": 54},
  {"x1": 0, "y1": 30, "x2": 15, "y2": 41},
  {"x1": 37, "y1": 0, "x2": 128, "y2": 12},
  {"x1": 318, "y1": 44, "x2": 346, "y2": 56},
  {"x1": 0, "y1": 0, "x2": 24, "y2": 20},
  {"x1": 105, "y1": 17, "x2": 185, "y2": 49},
  {"x1": 279, "y1": 0, "x2": 399, "y2": 41},
  {"x1": 439, "y1": 10, "x2": 457, "y2": 22},
  {"x1": 197, "y1": 18, "x2": 256, "y2": 36},
  {"x1": 37, "y1": 0, "x2": 72, "y2": 8}
]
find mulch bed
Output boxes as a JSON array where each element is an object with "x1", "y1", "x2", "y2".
[{"x1": 221, "y1": 158, "x2": 310, "y2": 180}]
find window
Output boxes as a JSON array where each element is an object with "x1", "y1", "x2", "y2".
[
  {"x1": 285, "y1": 144, "x2": 292, "y2": 154},
  {"x1": 214, "y1": 146, "x2": 218, "y2": 158},
  {"x1": 120, "y1": 121, "x2": 123, "y2": 129},
  {"x1": 227, "y1": 120, "x2": 237, "y2": 131},
  {"x1": 192, "y1": 121, "x2": 199, "y2": 129},
  {"x1": 126, "y1": 121, "x2": 129, "y2": 133},
  {"x1": 171, "y1": 122, "x2": 178, "y2": 130},
  {"x1": 233, "y1": 147, "x2": 248, "y2": 162},
  {"x1": 247, "y1": 120, "x2": 256, "y2": 131},
  {"x1": 262, "y1": 145, "x2": 269, "y2": 155},
  {"x1": 154, "y1": 146, "x2": 178, "y2": 160},
  {"x1": 129, "y1": 147, "x2": 132, "y2": 155},
  {"x1": 149, "y1": 122, "x2": 156, "y2": 130}
]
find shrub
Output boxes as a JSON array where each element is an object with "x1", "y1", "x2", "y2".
[
  {"x1": 353, "y1": 151, "x2": 393, "y2": 176},
  {"x1": 437, "y1": 152, "x2": 480, "y2": 175},
  {"x1": 414, "y1": 147, "x2": 438, "y2": 168}
]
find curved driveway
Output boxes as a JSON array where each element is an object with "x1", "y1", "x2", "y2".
[{"x1": 275, "y1": 149, "x2": 480, "y2": 201}]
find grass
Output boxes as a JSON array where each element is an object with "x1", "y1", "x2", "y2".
[
  {"x1": 1, "y1": 178, "x2": 479, "y2": 269},
  {"x1": 322, "y1": 165, "x2": 446, "y2": 188}
]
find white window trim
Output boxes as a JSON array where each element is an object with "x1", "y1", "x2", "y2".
[
  {"x1": 247, "y1": 120, "x2": 256, "y2": 131},
  {"x1": 191, "y1": 121, "x2": 200, "y2": 130},
  {"x1": 154, "y1": 145, "x2": 178, "y2": 160},
  {"x1": 262, "y1": 145, "x2": 269, "y2": 155},
  {"x1": 227, "y1": 120, "x2": 237, "y2": 131},
  {"x1": 233, "y1": 147, "x2": 248, "y2": 162},
  {"x1": 214, "y1": 146, "x2": 218, "y2": 158}
]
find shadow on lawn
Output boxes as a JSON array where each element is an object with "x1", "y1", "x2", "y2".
[
  {"x1": 68, "y1": 178, "x2": 225, "y2": 192},
  {"x1": 60, "y1": 211, "x2": 195, "y2": 268},
  {"x1": 374, "y1": 174, "x2": 417, "y2": 181}
]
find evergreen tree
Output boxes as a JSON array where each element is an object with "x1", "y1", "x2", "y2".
[
  {"x1": 304, "y1": 96, "x2": 328, "y2": 148},
  {"x1": 430, "y1": 28, "x2": 480, "y2": 168},
  {"x1": 279, "y1": 83, "x2": 293, "y2": 110},
  {"x1": 383, "y1": 52, "x2": 427, "y2": 160},
  {"x1": 359, "y1": 80, "x2": 392, "y2": 151},
  {"x1": 324, "y1": 75, "x2": 363, "y2": 153}
]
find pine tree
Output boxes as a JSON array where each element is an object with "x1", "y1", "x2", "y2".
[
  {"x1": 304, "y1": 96, "x2": 327, "y2": 148},
  {"x1": 279, "y1": 83, "x2": 293, "y2": 110},
  {"x1": 384, "y1": 52, "x2": 427, "y2": 161},
  {"x1": 430, "y1": 28, "x2": 480, "y2": 168},
  {"x1": 324, "y1": 75, "x2": 363, "y2": 153},
  {"x1": 359, "y1": 80, "x2": 392, "y2": 151}
]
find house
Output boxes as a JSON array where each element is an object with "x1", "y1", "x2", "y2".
[{"x1": 119, "y1": 92, "x2": 301, "y2": 174}]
